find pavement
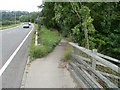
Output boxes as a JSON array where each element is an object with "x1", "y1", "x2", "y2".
[
  {"x1": 22, "y1": 39, "x2": 77, "y2": 88},
  {"x1": 1, "y1": 25, "x2": 34, "y2": 88}
]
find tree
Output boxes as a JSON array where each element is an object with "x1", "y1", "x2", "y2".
[
  {"x1": 19, "y1": 15, "x2": 30, "y2": 22},
  {"x1": 39, "y1": 2, "x2": 120, "y2": 59},
  {"x1": 39, "y1": 2, "x2": 56, "y2": 28}
]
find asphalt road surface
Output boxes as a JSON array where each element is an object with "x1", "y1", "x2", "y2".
[{"x1": 0, "y1": 24, "x2": 34, "y2": 88}]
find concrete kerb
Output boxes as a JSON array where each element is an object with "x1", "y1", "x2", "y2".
[{"x1": 20, "y1": 56, "x2": 30, "y2": 88}]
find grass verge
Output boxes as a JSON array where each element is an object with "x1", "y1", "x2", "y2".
[
  {"x1": 61, "y1": 44, "x2": 73, "y2": 62},
  {"x1": 0, "y1": 23, "x2": 21, "y2": 30},
  {"x1": 29, "y1": 25, "x2": 61, "y2": 62}
]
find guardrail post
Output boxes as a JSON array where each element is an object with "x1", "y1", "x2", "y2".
[
  {"x1": 92, "y1": 49, "x2": 97, "y2": 77},
  {"x1": 35, "y1": 30, "x2": 38, "y2": 46},
  {"x1": 74, "y1": 43, "x2": 78, "y2": 55},
  {"x1": 92, "y1": 49, "x2": 97, "y2": 69}
]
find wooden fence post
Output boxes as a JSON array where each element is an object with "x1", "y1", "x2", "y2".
[
  {"x1": 92, "y1": 49, "x2": 97, "y2": 69},
  {"x1": 92, "y1": 49, "x2": 97, "y2": 77},
  {"x1": 74, "y1": 43, "x2": 78, "y2": 55}
]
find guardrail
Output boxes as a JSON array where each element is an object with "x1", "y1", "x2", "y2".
[{"x1": 68, "y1": 42, "x2": 120, "y2": 88}]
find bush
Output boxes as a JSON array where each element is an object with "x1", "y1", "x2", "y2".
[{"x1": 29, "y1": 25, "x2": 61, "y2": 60}]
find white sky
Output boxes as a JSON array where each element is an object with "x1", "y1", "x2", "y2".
[{"x1": 0, "y1": 0, "x2": 43, "y2": 12}]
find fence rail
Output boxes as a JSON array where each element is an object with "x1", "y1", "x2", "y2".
[
  {"x1": 97, "y1": 53, "x2": 120, "y2": 63},
  {"x1": 68, "y1": 42, "x2": 120, "y2": 88}
]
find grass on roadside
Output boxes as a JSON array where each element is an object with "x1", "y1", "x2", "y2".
[
  {"x1": 0, "y1": 23, "x2": 21, "y2": 30},
  {"x1": 61, "y1": 44, "x2": 73, "y2": 62},
  {"x1": 29, "y1": 25, "x2": 61, "y2": 62}
]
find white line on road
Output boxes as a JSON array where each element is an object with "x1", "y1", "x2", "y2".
[{"x1": 0, "y1": 25, "x2": 34, "y2": 76}]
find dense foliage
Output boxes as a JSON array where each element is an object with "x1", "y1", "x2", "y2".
[
  {"x1": 1, "y1": 21, "x2": 20, "y2": 26},
  {"x1": 1, "y1": 10, "x2": 31, "y2": 26},
  {"x1": 1, "y1": 10, "x2": 30, "y2": 21},
  {"x1": 39, "y1": 2, "x2": 120, "y2": 59},
  {"x1": 19, "y1": 12, "x2": 41, "y2": 23},
  {"x1": 1, "y1": 10, "x2": 41, "y2": 26}
]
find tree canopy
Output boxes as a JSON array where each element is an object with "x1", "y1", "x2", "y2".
[
  {"x1": 39, "y1": 2, "x2": 120, "y2": 59},
  {"x1": 1, "y1": 10, "x2": 30, "y2": 21}
]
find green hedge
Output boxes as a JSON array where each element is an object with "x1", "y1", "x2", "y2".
[{"x1": 2, "y1": 20, "x2": 20, "y2": 26}]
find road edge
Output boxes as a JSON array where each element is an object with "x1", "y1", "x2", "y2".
[
  {"x1": 20, "y1": 56, "x2": 30, "y2": 88},
  {"x1": 0, "y1": 25, "x2": 34, "y2": 76}
]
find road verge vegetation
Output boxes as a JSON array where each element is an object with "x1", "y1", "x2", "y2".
[
  {"x1": 61, "y1": 44, "x2": 73, "y2": 62},
  {"x1": 0, "y1": 23, "x2": 21, "y2": 30},
  {"x1": 29, "y1": 25, "x2": 61, "y2": 62}
]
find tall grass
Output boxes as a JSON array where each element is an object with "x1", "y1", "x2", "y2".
[{"x1": 29, "y1": 25, "x2": 61, "y2": 61}]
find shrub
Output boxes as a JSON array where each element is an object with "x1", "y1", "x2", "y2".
[{"x1": 2, "y1": 20, "x2": 20, "y2": 26}]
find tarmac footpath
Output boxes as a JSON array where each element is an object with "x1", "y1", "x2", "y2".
[{"x1": 21, "y1": 39, "x2": 77, "y2": 88}]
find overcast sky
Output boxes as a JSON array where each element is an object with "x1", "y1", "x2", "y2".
[{"x1": 0, "y1": 0, "x2": 43, "y2": 12}]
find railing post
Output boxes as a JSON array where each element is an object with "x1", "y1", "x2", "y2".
[
  {"x1": 92, "y1": 49, "x2": 97, "y2": 70},
  {"x1": 74, "y1": 43, "x2": 78, "y2": 55},
  {"x1": 35, "y1": 31, "x2": 38, "y2": 46},
  {"x1": 92, "y1": 49, "x2": 97, "y2": 77}
]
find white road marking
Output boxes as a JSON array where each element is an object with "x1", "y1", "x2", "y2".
[{"x1": 0, "y1": 25, "x2": 34, "y2": 76}]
